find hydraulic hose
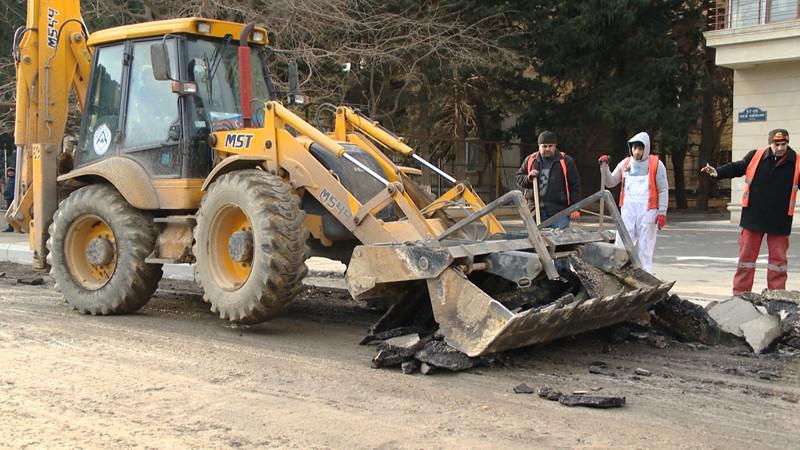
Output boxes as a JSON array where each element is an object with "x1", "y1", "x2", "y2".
[{"x1": 238, "y1": 23, "x2": 256, "y2": 127}]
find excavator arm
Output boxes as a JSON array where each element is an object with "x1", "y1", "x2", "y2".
[{"x1": 9, "y1": 0, "x2": 92, "y2": 267}]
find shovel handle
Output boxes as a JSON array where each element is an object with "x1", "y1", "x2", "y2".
[
  {"x1": 599, "y1": 162, "x2": 607, "y2": 228},
  {"x1": 532, "y1": 176, "x2": 541, "y2": 225}
]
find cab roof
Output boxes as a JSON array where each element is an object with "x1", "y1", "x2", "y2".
[{"x1": 87, "y1": 18, "x2": 269, "y2": 47}]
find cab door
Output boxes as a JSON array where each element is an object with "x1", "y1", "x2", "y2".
[{"x1": 120, "y1": 39, "x2": 182, "y2": 177}]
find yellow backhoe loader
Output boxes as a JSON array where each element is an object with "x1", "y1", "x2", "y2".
[{"x1": 9, "y1": 1, "x2": 672, "y2": 356}]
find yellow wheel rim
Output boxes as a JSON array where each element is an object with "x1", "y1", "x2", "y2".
[
  {"x1": 65, "y1": 215, "x2": 117, "y2": 290},
  {"x1": 209, "y1": 204, "x2": 253, "y2": 290}
]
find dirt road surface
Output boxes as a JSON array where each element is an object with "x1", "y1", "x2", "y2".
[{"x1": 1, "y1": 261, "x2": 798, "y2": 449}]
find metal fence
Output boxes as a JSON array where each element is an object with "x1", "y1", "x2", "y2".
[{"x1": 398, "y1": 138, "x2": 536, "y2": 202}]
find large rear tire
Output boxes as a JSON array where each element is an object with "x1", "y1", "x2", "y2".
[
  {"x1": 193, "y1": 169, "x2": 309, "y2": 323},
  {"x1": 47, "y1": 184, "x2": 163, "y2": 315}
]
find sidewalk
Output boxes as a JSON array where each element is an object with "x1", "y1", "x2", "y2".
[
  {"x1": 0, "y1": 232, "x2": 347, "y2": 284},
  {"x1": 0, "y1": 211, "x2": 796, "y2": 299}
]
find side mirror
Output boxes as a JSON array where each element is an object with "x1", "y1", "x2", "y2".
[
  {"x1": 286, "y1": 59, "x2": 306, "y2": 105},
  {"x1": 150, "y1": 42, "x2": 172, "y2": 81}
]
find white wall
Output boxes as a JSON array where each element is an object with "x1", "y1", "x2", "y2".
[{"x1": 729, "y1": 60, "x2": 800, "y2": 222}]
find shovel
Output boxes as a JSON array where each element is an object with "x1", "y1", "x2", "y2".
[
  {"x1": 599, "y1": 162, "x2": 607, "y2": 228},
  {"x1": 532, "y1": 174, "x2": 541, "y2": 225}
]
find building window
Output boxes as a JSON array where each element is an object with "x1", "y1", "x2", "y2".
[
  {"x1": 729, "y1": 0, "x2": 763, "y2": 27},
  {"x1": 768, "y1": 0, "x2": 798, "y2": 23},
  {"x1": 727, "y1": 0, "x2": 798, "y2": 28}
]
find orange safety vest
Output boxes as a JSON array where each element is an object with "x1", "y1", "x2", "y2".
[
  {"x1": 743, "y1": 148, "x2": 800, "y2": 216},
  {"x1": 527, "y1": 152, "x2": 570, "y2": 205},
  {"x1": 619, "y1": 155, "x2": 660, "y2": 210}
]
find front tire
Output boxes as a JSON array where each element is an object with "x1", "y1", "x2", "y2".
[
  {"x1": 47, "y1": 184, "x2": 163, "y2": 315},
  {"x1": 193, "y1": 170, "x2": 309, "y2": 323}
]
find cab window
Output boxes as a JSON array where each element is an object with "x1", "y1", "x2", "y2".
[
  {"x1": 122, "y1": 40, "x2": 181, "y2": 176},
  {"x1": 123, "y1": 40, "x2": 179, "y2": 150},
  {"x1": 76, "y1": 44, "x2": 124, "y2": 165}
]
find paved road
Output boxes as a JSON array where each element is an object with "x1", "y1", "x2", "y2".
[
  {"x1": 651, "y1": 213, "x2": 800, "y2": 298},
  {"x1": 1, "y1": 265, "x2": 798, "y2": 449}
]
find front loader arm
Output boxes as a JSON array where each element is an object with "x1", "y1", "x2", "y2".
[
  {"x1": 334, "y1": 106, "x2": 504, "y2": 236},
  {"x1": 9, "y1": 0, "x2": 92, "y2": 267},
  {"x1": 210, "y1": 101, "x2": 436, "y2": 244}
]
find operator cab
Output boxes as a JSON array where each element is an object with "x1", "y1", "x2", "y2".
[{"x1": 75, "y1": 19, "x2": 272, "y2": 179}]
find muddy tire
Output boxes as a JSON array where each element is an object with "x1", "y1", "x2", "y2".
[
  {"x1": 193, "y1": 169, "x2": 309, "y2": 323},
  {"x1": 46, "y1": 184, "x2": 163, "y2": 315}
]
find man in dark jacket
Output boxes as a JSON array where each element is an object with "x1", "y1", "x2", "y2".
[
  {"x1": 701, "y1": 128, "x2": 799, "y2": 294},
  {"x1": 515, "y1": 131, "x2": 582, "y2": 229}
]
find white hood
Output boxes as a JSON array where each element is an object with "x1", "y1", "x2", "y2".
[{"x1": 627, "y1": 131, "x2": 651, "y2": 159}]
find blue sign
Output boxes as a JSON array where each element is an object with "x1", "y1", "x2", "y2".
[{"x1": 738, "y1": 107, "x2": 767, "y2": 122}]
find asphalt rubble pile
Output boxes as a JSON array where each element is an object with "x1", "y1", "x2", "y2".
[
  {"x1": 363, "y1": 288, "x2": 800, "y2": 376},
  {"x1": 652, "y1": 289, "x2": 800, "y2": 355},
  {"x1": 364, "y1": 328, "x2": 501, "y2": 375}
]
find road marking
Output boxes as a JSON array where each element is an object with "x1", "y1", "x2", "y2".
[{"x1": 674, "y1": 255, "x2": 768, "y2": 263}]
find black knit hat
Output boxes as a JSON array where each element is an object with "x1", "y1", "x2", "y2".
[
  {"x1": 538, "y1": 131, "x2": 557, "y2": 145},
  {"x1": 768, "y1": 128, "x2": 789, "y2": 143}
]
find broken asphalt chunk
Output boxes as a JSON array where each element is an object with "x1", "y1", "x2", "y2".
[
  {"x1": 723, "y1": 366, "x2": 745, "y2": 376},
  {"x1": 401, "y1": 360, "x2": 420, "y2": 375},
  {"x1": 647, "y1": 334, "x2": 669, "y2": 349},
  {"x1": 652, "y1": 295, "x2": 736, "y2": 345},
  {"x1": 740, "y1": 315, "x2": 782, "y2": 354},
  {"x1": 707, "y1": 297, "x2": 763, "y2": 338},
  {"x1": 589, "y1": 364, "x2": 616, "y2": 377},
  {"x1": 513, "y1": 383, "x2": 535, "y2": 394},
  {"x1": 537, "y1": 385, "x2": 562, "y2": 401},
  {"x1": 760, "y1": 289, "x2": 800, "y2": 304},
  {"x1": 360, "y1": 326, "x2": 427, "y2": 345},
  {"x1": 371, "y1": 349, "x2": 407, "y2": 369},
  {"x1": 576, "y1": 242, "x2": 629, "y2": 273},
  {"x1": 558, "y1": 395, "x2": 625, "y2": 408},
  {"x1": 378, "y1": 333, "x2": 423, "y2": 358},
  {"x1": 16, "y1": 277, "x2": 44, "y2": 286},
  {"x1": 757, "y1": 370, "x2": 780, "y2": 381},
  {"x1": 420, "y1": 362, "x2": 435, "y2": 375},
  {"x1": 414, "y1": 340, "x2": 477, "y2": 371}
]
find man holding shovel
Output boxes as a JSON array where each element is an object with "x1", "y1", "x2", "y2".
[{"x1": 515, "y1": 131, "x2": 582, "y2": 229}]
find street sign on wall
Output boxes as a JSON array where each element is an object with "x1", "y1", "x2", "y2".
[{"x1": 738, "y1": 107, "x2": 767, "y2": 122}]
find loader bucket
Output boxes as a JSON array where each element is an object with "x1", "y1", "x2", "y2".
[
  {"x1": 346, "y1": 189, "x2": 675, "y2": 357},
  {"x1": 427, "y1": 267, "x2": 673, "y2": 356}
]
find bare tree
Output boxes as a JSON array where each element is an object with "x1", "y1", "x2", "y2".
[{"x1": 0, "y1": 1, "x2": 515, "y2": 142}]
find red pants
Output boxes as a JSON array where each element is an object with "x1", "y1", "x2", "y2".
[{"x1": 733, "y1": 228, "x2": 789, "y2": 295}]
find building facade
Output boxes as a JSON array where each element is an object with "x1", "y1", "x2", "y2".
[{"x1": 705, "y1": 0, "x2": 800, "y2": 222}]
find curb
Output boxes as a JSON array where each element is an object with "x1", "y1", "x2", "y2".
[
  {"x1": 0, "y1": 242, "x2": 197, "y2": 281},
  {"x1": 0, "y1": 242, "x2": 346, "y2": 283}
]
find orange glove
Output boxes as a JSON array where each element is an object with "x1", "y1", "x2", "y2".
[
  {"x1": 569, "y1": 211, "x2": 581, "y2": 220},
  {"x1": 656, "y1": 214, "x2": 667, "y2": 230}
]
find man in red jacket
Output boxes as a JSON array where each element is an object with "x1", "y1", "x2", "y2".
[{"x1": 701, "y1": 128, "x2": 799, "y2": 294}]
